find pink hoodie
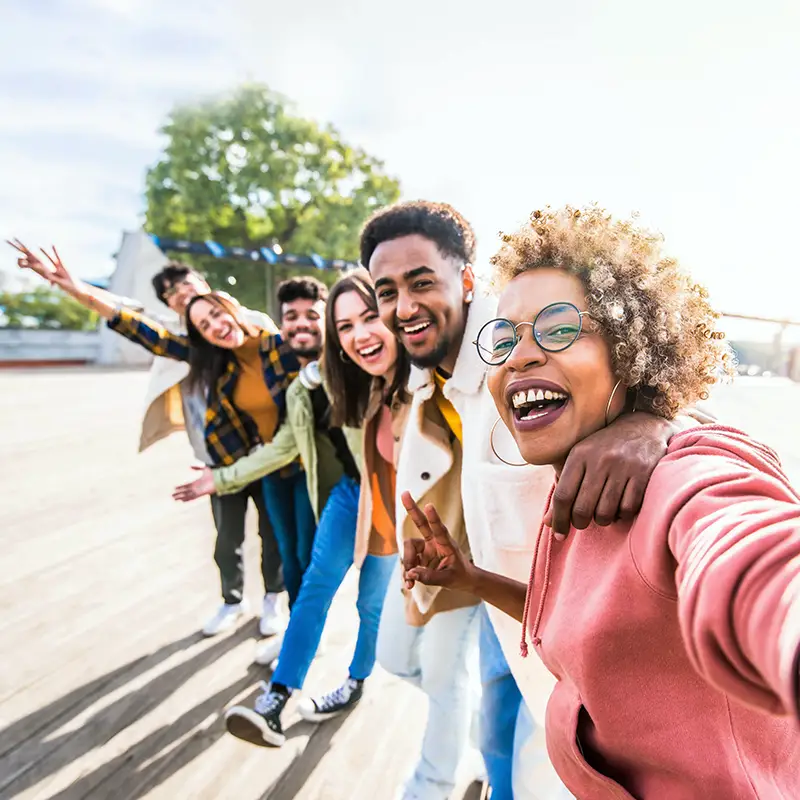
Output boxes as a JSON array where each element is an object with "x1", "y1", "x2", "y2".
[{"x1": 522, "y1": 425, "x2": 800, "y2": 799}]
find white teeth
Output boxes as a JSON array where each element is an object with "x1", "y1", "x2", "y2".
[
  {"x1": 359, "y1": 343, "x2": 381, "y2": 356},
  {"x1": 511, "y1": 388, "x2": 568, "y2": 409},
  {"x1": 403, "y1": 322, "x2": 430, "y2": 334},
  {"x1": 520, "y1": 409, "x2": 549, "y2": 421}
]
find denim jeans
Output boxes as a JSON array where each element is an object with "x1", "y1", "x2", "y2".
[
  {"x1": 262, "y1": 470, "x2": 316, "y2": 607},
  {"x1": 272, "y1": 476, "x2": 396, "y2": 690},
  {"x1": 377, "y1": 562, "x2": 481, "y2": 800},
  {"x1": 480, "y1": 606, "x2": 573, "y2": 800},
  {"x1": 479, "y1": 604, "x2": 524, "y2": 800}
]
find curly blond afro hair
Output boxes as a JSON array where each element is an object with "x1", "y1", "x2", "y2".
[{"x1": 489, "y1": 204, "x2": 735, "y2": 419}]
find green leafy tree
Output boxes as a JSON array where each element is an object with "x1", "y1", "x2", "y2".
[
  {"x1": 0, "y1": 286, "x2": 99, "y2": 330},
  {"x1": 144, "y1": 83, "x2": 401, "y2": 311}
]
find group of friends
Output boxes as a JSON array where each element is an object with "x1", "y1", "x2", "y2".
[{"x1": 9, "y1": 199, "x2": 800, "y2": 800}]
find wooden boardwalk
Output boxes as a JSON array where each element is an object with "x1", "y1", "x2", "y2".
[
  {"x1": 1, "y1": 367, "x2": 798, "y2": 800},
  {"x1": 0, "y1": 368, "x2": 483, "y2": 800}
]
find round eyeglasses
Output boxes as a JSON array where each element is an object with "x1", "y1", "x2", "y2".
[{"x1": 474, "y1": 301, "x2": 590, "y2": 366}]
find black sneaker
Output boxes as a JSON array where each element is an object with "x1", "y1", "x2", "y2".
[
  {"x1": 225, "y1": 682, "x2": 289, "y2": 746},
  {"x1": 297, "y1": 677, "x2": 363, "y2": 722}
]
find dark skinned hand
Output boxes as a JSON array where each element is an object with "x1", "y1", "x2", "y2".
[{"x1": 547, "y1": 412, "x2": 680, "y2": 537}]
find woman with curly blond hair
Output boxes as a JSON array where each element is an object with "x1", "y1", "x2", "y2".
[{"x1": 400, "y1": 205, "x2": 800, "y2": 798}]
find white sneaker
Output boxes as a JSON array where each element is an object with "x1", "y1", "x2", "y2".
[
  {"x1": 254, "y1": 635, "x2": 283, "y2": 666},
  {"x1": 202, "y1": 602, "x2": 247, "y2": 637},
  {"x1": 259, "y1": 593, "x2": 288, "y2": 637}
]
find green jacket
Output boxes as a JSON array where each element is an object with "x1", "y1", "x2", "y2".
[{"x1": 212, "y1": 377, "x2": 363, "y2": 521}]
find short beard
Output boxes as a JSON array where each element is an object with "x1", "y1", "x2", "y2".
[
  {"x1": 291, "y1": 345, "x2": 321, "y2": 360},
  {"x1": 407, "y1": 335, "x2": 452, "y2": 370}
]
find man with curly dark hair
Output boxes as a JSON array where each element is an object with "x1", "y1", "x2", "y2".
[{"x1": 362, "y1": 200, "x2": 714, "y2": 799}]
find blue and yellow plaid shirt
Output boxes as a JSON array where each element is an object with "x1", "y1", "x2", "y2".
[{"x1": 108, "y1": 309, "x2": 300, "y2": 467}]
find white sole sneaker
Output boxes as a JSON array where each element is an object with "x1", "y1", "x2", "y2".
[
  {"x1": 297, "y1": 698, "x2": 346, "y2": 723},
  {"x1": 253, "y1": 636, "x2": 283, "y2": 666},
  {"x1": 202, "y1": 603, "x2": 247, "y2": 637},
  {"x1": 259, "y1": 615, "x2": 288, "y2": 637},
  {"x1": 224, "y1": 706, "x2": 285, "y2": 747}
]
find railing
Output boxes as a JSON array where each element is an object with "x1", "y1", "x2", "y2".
[{"x1": 720, "y1": 312, "x2": 800, "y2": 381}]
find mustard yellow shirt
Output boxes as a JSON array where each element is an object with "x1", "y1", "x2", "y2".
[
  {"x1": 432, "y1": 369, "x2": 463, "y2": 444},
  {"x1": 232, "y1": 337, "x2": 279, "y2": 444}
]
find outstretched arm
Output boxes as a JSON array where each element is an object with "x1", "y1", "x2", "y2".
[
  {"x1": 7, "y1": 239, "x2": 189, "y2": 361},
  {"x1": 639, "y1": 431, "x2": 800, "y2": 719},
  {"x1": 172, "y1": 416, "x2": 300, "y2": 501},
  {"x1": 401, "y1": 492, "x2": 528, "y2": 622},
  {"x1": 9, "y1": 239, "x2": 137, "y2": 320}
]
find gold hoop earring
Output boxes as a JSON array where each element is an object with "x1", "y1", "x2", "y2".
[
  {"x1": 490, "y1": 417, "x2": 527, "y2": 467},
  {"x1": 339, "y1": 348, "x2": 350, "y2": 363},
  {"x1": 605, "y1": 380, "x2": 623, "y2": 426}
]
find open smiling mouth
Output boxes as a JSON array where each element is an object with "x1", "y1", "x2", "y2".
[
  {"x1": 357, "y1": 342, "x2": 384, "y2": 361},
  {"x1": 511, "y1": 388, "x2": 569, "y2": 422},
  {"x1": 399, "y1": 320, "x2": 432, "y2": 342}
]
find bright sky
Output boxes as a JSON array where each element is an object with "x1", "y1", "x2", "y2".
[{"x1": 2, "y1": 0, "x2": 799, "y2": 342}]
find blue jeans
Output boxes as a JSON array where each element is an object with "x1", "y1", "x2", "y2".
[
  {"x1": 378, "y1": 561, "x2": 481, "y2": 800},
  {"x1": 262, "y1": 470, "x2": 316, "y2": 607},
  {"x1": 479, "y1": 605, "x2": 524, "y2": 800},
  {"x1": 273, "y1": 476, "x2": 396, "y2": 690}
]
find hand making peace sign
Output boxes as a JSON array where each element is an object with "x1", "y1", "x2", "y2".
[
  {"x1": 6, "y1": 239, "x2": 78, "y2": 293},
  {"x1": 400, "y1": 491, "x2": 475, "y2": 592}
]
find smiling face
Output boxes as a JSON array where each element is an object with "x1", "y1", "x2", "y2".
[
  {"x1": 281, "y1": 297, "x2": 325, "y2": 359},
  {"x1": 188, "y1": 297, "x2": 246, "y2": 349},
  {"x1": 369, "y1": 234, "x2": 473, "y2": 372},
  {"x1": 334, "y1": 288, "x2": 398, "y2": 378},
  {"x1": 486, "y1": 268, "x2": 627, "y2": 469},
  {"x1": 163, "y1": 273, "x2": 210, "y2": 315}
]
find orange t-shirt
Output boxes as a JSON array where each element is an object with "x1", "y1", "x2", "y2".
[{"x1": 368, "y1": 405, "x2": 399, "y2": 556}]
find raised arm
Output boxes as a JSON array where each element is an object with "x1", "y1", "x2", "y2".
[
  {"x1": 8, "y1": 239, "x2": 189, "y2": 361},
  {"x1": 642, "y1": 430, "x2": 800, "y2": 719},
  {"x1": 107, "y1": 308, "x2": 189, "y2": 361},
  {"x1": 9, "y1": 239, "x2": 138, "y2": 320}
]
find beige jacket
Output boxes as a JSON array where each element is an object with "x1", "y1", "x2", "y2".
[{"x1": 394, "y1": 373, "x2": 483, "y2": 625}]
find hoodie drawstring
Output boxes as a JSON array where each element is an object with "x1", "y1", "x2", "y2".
[{"x1": 520, "y1": 482, "x2": 556, "y2": 658}]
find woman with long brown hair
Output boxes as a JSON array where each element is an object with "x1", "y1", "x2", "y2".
[{"x1": 177, "y1": 268, "x2": 411, "y2": 748}]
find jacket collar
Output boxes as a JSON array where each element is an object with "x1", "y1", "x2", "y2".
[{"x1": 407, "y1": 291, "x2": 497, "y2": 397}]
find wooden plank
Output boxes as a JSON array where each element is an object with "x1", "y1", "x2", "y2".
[{"x1": 2, "y1": 369, "x2": 796, "y2": 800}]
